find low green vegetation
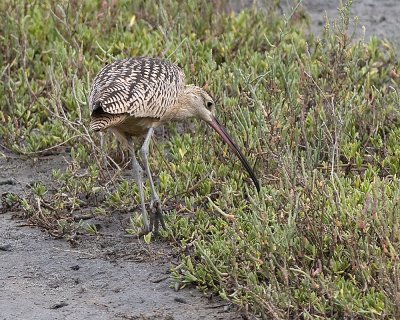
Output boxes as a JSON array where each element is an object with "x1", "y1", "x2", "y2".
[{"x1": 1, "y1": 0, "x2": 399, "y2": 318}]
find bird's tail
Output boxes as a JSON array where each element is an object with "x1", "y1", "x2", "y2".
[{"x1": 89, "y1": 113, "x2": 128, "y2": 131}]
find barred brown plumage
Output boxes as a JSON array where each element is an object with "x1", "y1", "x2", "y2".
[
  {"x1": 89, "y1": 57, "x2": 260, "y2": 235},
  {"x1": 89, "y1": 57, "x2": 185, "y2": 120}
]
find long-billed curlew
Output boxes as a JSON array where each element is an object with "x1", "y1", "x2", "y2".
[{"x1": 89, "y1": 57, "x2": 260, "y2": 234}]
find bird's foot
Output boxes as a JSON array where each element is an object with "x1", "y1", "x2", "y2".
[
  {"x1": 149, "y1": 200, "x2": 166, "y2": 235},
  {"x1": 137, "y1": 223, "x2": 151, "y2": 237}
]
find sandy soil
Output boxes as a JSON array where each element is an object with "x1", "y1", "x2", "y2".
[
  {"x1": 1, "y1": 1, "x2": 399, "y2": 319},
  {"x1": 0, "y1": 213, "x2": 237, "y2": 320}
]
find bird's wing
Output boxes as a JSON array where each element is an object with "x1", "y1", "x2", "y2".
[{"x1": 89, "y1": 57, "x2": 186, "y2": 119}]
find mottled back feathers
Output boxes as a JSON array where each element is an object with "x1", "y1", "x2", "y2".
[{"x1": 89, "y1": 57, "x2": 186, "y2": 125}]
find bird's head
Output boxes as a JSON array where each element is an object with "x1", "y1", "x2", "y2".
[
  {"x1": 183, "y1": 85, "x2": 216, "y2": 122},
  {"x1": 183, "y1": 85, "x2": 260, "y2": 192}
]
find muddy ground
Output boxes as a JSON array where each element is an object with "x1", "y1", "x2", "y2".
[{"x1": 1, "y1": 1, "x2": 399, "y2": 319}]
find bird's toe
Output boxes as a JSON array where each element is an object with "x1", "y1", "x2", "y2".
[
  {"x1": 137, "y1": 224, "x2": 151, "y2": 237},
  {"x1": 149, "y1": 200, "x2": 166, "y2": 234}
]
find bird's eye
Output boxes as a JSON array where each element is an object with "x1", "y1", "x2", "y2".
[{"x1": 206, "y1": 101, "x2": 213, "y2": 109}]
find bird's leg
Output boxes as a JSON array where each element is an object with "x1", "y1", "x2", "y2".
[
  {"x1": 127, "y1": 137, "x2": 150, "y2": 234},
  {"x1": 140, "y1": 128, "x2": 165, "y2": 233},
  {"x1": 99, "y1": 131, "x2": 108, "y2": 166},
  {"x1": 140, "y1": 128, "x2": 159, "y2": 205}
]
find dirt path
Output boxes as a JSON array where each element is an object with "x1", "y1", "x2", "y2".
[
  {"x1": 1, "y1": 1, "x2": 399, "y2": 319},
  {"x1": 0, "y1": 212, "x2": 237, "y2": 320}
]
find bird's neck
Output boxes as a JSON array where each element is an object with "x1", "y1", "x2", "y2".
[{"x1": 162, "y1": 86, "x2": 200, "y2": 121}]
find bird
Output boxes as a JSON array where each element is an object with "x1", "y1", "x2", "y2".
[{"x1": 89, "y1": 57, "x2": 260, "y2": 234}]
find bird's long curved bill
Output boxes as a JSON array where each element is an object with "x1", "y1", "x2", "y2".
[{"x1": 208, "y1": 117, "x2": 260, "y2": 192}]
